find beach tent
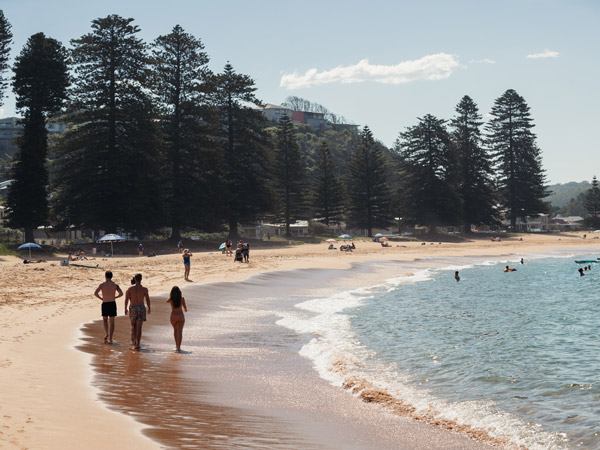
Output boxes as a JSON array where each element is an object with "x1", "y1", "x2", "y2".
[
  {"x1": 97, "y1": 233, "x2": 126, "y2": 256},
  {"x1": 18, "y1": 242, "x2": 42, "y2": 259},
  {"x1": 338, "y1": 234, "x2": 353, "y2": 239}
]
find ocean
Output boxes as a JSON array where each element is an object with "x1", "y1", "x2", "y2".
[{"x1": 277, "y1": 253, "x2": 600, "y2": 449}]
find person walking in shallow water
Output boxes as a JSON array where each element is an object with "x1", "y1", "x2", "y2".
[
  {"x1": 125, "y1": 273, "x2": 151, "y2": 350},
  {"x1": 454, "y1": 271, "x2": 460, "y2": 282},
  {"x1": 167, "y1": 286, "x2": 187, "y2": 352},
  {"x1": 182, "y1": 249, "x2": 192, "y2": 281},
  {"x1": 94, "y1": 270, "x2": 123, "y2": 343}
]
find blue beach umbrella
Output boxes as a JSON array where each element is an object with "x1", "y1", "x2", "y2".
[
  {"x1": 338, "y1": 234, "x2": 353, "y2": 239},
  {"x1": 375, "y1": 233, "x2": 384, "y2": 237},
  {"x1": 18, "y1": 242, "x2": 42, "y2": 259},
  {"x1": 97, "y1": 233, "x2": 126, "y2": 256},
  {"x1": 219, "y1": 242, "x2": 226, "y2": 250}
]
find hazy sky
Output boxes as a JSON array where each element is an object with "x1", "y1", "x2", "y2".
[{"x1": 1, "y1": 0, "x2": 598, "y2": 184}]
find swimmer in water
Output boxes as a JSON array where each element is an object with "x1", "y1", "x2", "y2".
[{"x1": 454, "y1": 271, "x2": 460, "y2": 282}]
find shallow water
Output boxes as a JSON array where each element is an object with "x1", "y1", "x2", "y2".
[{"x1": 278, "y1": 254, "x2": 600, "y2": 449}]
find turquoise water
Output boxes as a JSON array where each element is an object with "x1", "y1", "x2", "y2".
[{"x1": 347, "y1": 256, "x2": 600, "y2": 449}]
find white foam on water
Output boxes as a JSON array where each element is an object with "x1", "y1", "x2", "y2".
[{"x1": 276, "y1": 263, "x2": 570, "y2": 450}]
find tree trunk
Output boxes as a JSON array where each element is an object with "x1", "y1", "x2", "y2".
[
  {"x1": 24, "y1": 226, "x2": 34, "y2": 243},
  {"x1": 229, "y1": 217, "x2": 239, "y2": 241}
]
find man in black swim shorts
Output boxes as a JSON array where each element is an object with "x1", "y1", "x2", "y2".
[{"x1": 94, "y1": 271, "x2": 123, "y2": 343}]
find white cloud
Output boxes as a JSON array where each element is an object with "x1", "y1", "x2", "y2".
[
  {"x1": 280, "y1": 53, "x2": 460, "y2": 89},
  {"x1": 526, "y1": 49, "x2": 559, "y2": 59},
  {"x1": 470, "y1": 58, "x2": 496, "y2": 64}
]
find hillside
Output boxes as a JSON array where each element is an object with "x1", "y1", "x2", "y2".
[{"x1": 545, "y1": 181, "x2": 590, "y2": 208}]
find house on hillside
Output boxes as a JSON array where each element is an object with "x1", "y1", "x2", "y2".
[{"x1": 261, "y1": 104, "x2": 295, "y2": 124}]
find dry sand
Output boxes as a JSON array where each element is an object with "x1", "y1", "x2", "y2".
[{"x1": 1, "y1": 232, "x2": 598, "y2": 449}]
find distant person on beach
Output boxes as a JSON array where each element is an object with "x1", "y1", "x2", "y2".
[
  {"x1": 138, "y1": 243, "x2": 143, "y2": 256},
  {"x1": 23, "y1": 258, "x2": 46, "y2": 264},
  {"x1": 225, "y1": 238, "x2": 232, "y2": 256},
  {"x1": 455, "y1": 271, "x2": 460, "y2": 282},
  {"x1": 167, "y1": 286, "x2": 187, "y2": 352},
  {"x1": 579, "y1": 268, "x2": 585, "y2": 276},
  {"x1": 177, "y1": 240, "x2": 183, "y2": 253},
  {"x1": 94, "y1": 270, "x2": 123, "y2": 344},
  {"x1": 504, "y1": 266, "x2": 517, "y2": 272},
  {"x1": 125, "y1": 273, "x2": 151, "y2": 350},
  {"x1": 241, "y1": 242, "x2": 250, "y2": 262},
  {"x1": 182, "y1": 249, "x2": 192, "y2": 280}
]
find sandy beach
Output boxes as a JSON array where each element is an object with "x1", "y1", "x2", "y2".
[{"x1": 1, "y1": 232, "x2": 599, "y2": 449}]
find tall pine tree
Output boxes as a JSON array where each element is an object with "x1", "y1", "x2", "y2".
[
  {"x1": 486, "y1": 89, "x2": 549, "y2": 229},
  {"x1": 151, "y1": 25, "x2": 221, "y2": 238},
  {"x1": 53, "y1": 15, "x2": 163, "y2": 234},
  {"x1": 346, "y1": 126, "x2": 392, "y2": 236},
  {"x1": 584, "y1": 175, "x2": 600, "y2": 229},
  {"x1": 450, "y1": 95, "x2": 498, "y2": 230},
  {"x1": 212, "y1": 63, "x2": 272, "y2": 239},
  {"x1": 273, "y1": 114, "x2": 307, "y2": 237},
  {"x1": 7, "y1": 33, "x2": 69, "y2": 242},
  {"x1": 313, "y1": 141, "x2": 345, "y2": 225},
  {"x1": 0, "y1": 9, "x2": 12, "y2": 107},
  {"x1": 396, "y1": 114, "x2": 461, "y2": 231}
]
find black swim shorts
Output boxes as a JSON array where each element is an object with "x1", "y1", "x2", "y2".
[{"x1": 101, "y1": 301, "x2": 117, "y2": 317}]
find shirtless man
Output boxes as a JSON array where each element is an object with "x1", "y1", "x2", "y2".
[
  {"x1": 124, "y1": 273, "x2": 151, "y2": 350},
  {"x1": 94, "y1": 271, "x2": 123, "y2": 343}
]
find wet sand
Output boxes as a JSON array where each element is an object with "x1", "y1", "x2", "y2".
[{"x1": 79, "y1": 263, "x2": 500, "y2": 449}]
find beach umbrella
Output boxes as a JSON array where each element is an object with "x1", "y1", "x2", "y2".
[
  {"x1": 337, "y1": 234, "x2": 353, "y2": 239},
  {"x1": 96, "y1": 233, "x2": 126, "y2": 256},
  {"x1": 375, "y1": 233, "x2": 384, "y2": 237},
  {"x1": 219, "y1": 242, "x2": 227, "y2": 250},
  {"x1": 326, "y1": 239, "x2": 337, "y2": 243},
  {"x1": 18, "y1": 242, "x2": 42, "y2": 259}
]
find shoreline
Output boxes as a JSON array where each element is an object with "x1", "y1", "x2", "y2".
[{"x1": 1, "y1": 232, "x2": 598, "y2": 449}]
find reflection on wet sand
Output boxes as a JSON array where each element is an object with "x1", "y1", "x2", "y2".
[{"x1": 77, "y1": 307, "x2": 321, "y2": 450}]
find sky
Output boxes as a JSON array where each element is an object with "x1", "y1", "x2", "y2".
[{"x1": 1, "y1": 0, "x2": 598, "y2": 184}]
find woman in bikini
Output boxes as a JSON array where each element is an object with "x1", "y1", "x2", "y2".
[
  {"x1": 167, "y1": 286, "x2": 187, "y2": 352},
  {"x1": 182, "y1": 249, "x2": 192, "y2": 281}
]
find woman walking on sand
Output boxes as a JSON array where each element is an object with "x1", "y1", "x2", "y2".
[
  {"x1": 182, "y1": 249, "x2": 192, "y2": 281},
  {"x1": 167, "y1": 286, "x2": 187, "y2": 352}
]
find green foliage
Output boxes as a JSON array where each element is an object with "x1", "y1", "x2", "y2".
[
  {"x1": 52, "y1": 15, "x2": 164, "y2": 234},
  {"x1": 272, "y1": 114, "x2": 308, "y2": 237},
  {"x1": 312, "y1": 141, "x2": 345, "y2": 225},
  {"x1": 151, "y1": 25, "x2": 222, "y2": 237},
  {"x1": 307, "y1": 220, "x2": 331, "y2": 236},
  {"x1": 7, "y1": 33, "x2": 69, "y2": 241},
  {"x1": 396, "y1": 114, "x2": 461, "y2": 229},
  {"x1": 346, "y1": 126, "x2": 392, "y2": 236},
  {"x1": 450, "y1": 95, "x2": 498, "y2": 228},
  {"x1": 558, "y1": 192, "x2": 587, "y2": 217},
  {"x1": 584, "y1": 175, "x2": 600, "y2": 228},
  {"x1": 545, "y1": 181, "x2": 591, "y2": 208},
  {"x1": 0, "y1": 9, "x2": 12, "y2": 107},
  {"x1": 486, "y1": 89, "x2": 549, "y2": 228},
  {"x1": 212, "y1": 63, "x2": 273, "y2": 238}
]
